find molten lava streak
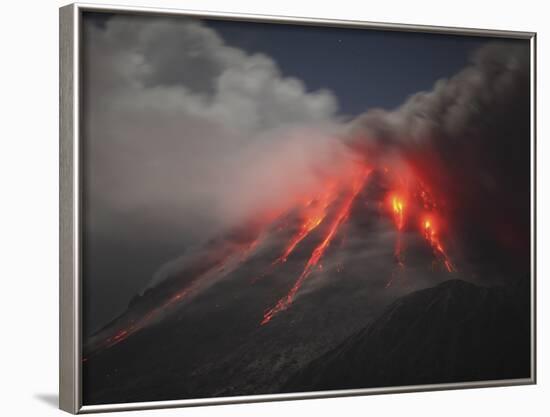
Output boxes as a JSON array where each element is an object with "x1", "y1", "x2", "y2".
[
  {"x1": 422, "y1": 217, "x2": 456, "y2": 272},
  {"x1": 88, "y1": 263, "x2": 222, "y2": 356},
  {"x1": 391, "y1": 194, "x2": 405, "y2": 231},
  {"x1": 261, "y1": 169, "x2": 371, "y2": 325},
  {"x1": 390, "y1": 194, "x2": 406, "y2": 264},
  {"x1": 386, "y1": 193, "x2": 406, "y2": 287},
  {"x1": 272, "y1": 186, "x2": 338, "y2": 266},
  {"x1": 86, "y1": 238, "x2": 260, "y2": 359},
  {"x1": 250, "y1": 189, "x2": 338, "y2": 285}
]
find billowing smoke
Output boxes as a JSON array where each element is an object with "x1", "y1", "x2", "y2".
[
  {"x1": 83, "y1": 15, "x2": 360, "y2": 245},
  {"x1": 82, "y1": 15, "x2": 359, "y2": 330},
  {"x1": 351, "y1": 42, "x2": 529, "y2": 152},
  {"x1": 347, "y1": 41, "x2": 531, "y2": 271}
]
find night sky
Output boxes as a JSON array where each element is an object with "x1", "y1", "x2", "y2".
[{"x1": 205, "y1": 19, "x2": 489, "y2": 115}]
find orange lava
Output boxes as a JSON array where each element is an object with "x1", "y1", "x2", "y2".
[
  {"x1": 92, "y1": 276, "x2": 203, "y2": 354},
  {"x1": 86, "y1": 239, "x2": 260, "y2": 359},
  {"x1": 390, "y1": 194, "x2": 406, "y2": 231},
  {"x1": 422, "y1": 217, "x2": 456, "y2": 272},
  {"x1": 272, "y1": 185, "x2": 338, "y2": 265},
  {"x1": 385, "y1": 192, "x2": 407, "y2": 287},
  {"x1": 261, "y1": 168, "x2": 371, "y2": 325}
]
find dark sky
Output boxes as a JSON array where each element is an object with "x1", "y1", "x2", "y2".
[
  {"x1": 205, "y1": 19, "x2": 489, "y2": 115},
  {"x1": 86, "y1": 11, "x2": 494, "y2": 115}
]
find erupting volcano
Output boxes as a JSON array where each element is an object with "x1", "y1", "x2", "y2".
[
  {"x1": 78, "y1": 15, "x2": 532, "y2": 406},
  {"x1": 85, "y1": 159, "x2": 461, "y2": 359},
  {"x1": 385, "y1": 192, "x2": 407, "y2": 287}
]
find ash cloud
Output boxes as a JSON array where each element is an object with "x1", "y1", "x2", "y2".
[
  {"x1": 347, "y1": 41, "x2": 531, "y2": 273},
  {"x1": 83, "y1": 15, "x2": 358, "y2": 245},
  {"x1": 350, "y1": 42, "x2": 529, "y2": 152},
  {"x1": 82, "y1": 15, "x2": 358, "y2": 330}
]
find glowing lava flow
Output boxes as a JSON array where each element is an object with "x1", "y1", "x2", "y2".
[
  {"x1": 391, "y1": 195, "x2": 405, "y2": 231},
  {"x1": 272, "y1": 187, "x2": 338, "y2": 266},
  {"x1": 87, "y1": 262, "x2": 222, "y2": 357},
  {"x1": 261, "y1": 169, "x2": 371, "y2": 325},
  {"x1": 249, "y1": 190, "x2": 338, "y2": 285},
  {"x1": 422, "y1": 217, "x2": 456, "y2": 272},
  {"x1": 85, "y1": 239, "x2": 260, "y2": 359},
  {"x1": 386, "y1": 193, "x2": 406, "y2": 288},
  {"x1": 390, "y1": 193, "x2": 406, "y2": 267}
]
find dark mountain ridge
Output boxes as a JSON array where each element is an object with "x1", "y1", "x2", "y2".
[{"x1": 284, "y1": 279, "x2": 531, "y2": 392}]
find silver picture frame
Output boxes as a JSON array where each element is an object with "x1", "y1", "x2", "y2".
[{"x1": 59, "y1": 2, "x2": 537, "y2": 414}]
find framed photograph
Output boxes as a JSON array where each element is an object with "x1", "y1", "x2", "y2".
[{"x1": 59, "y1": 2, "x2": 536, "y2": 413}]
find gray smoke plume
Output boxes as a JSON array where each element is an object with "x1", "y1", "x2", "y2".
[
  {"x1": 347, "y1": 42, "x2": 530, "y2": 254},
  {"x1": 82, "y1": 14, "x2": 359, "y2": 330}
]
